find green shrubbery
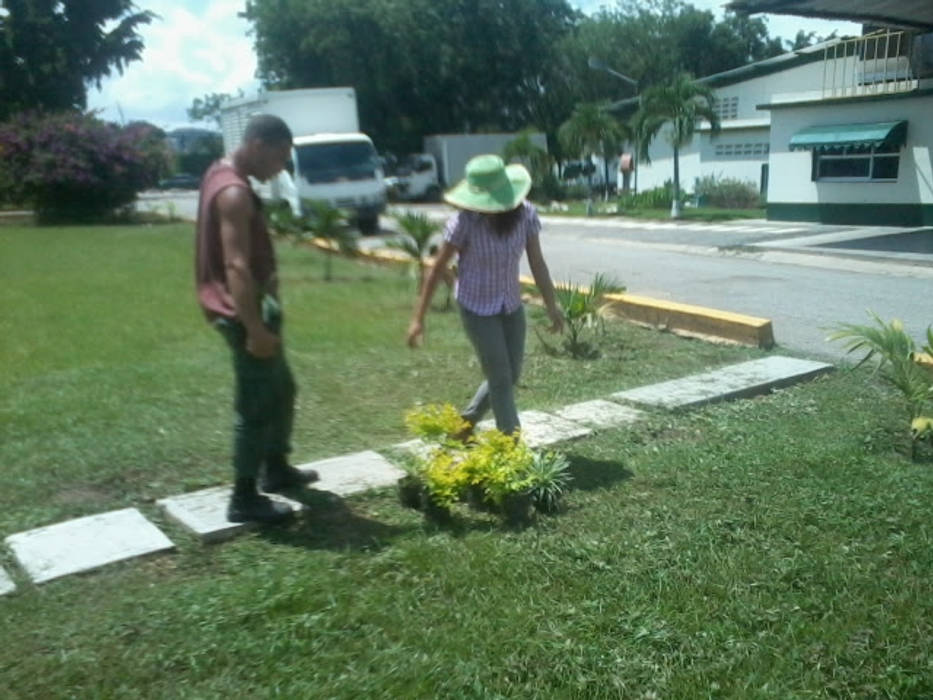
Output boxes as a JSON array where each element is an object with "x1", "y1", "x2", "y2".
[
  {"x1": 401, "y1": 403, "x2": 573, "y2": 523},
  {"x1": 693, "y1": 174, "x2": 762, "y2": 209},
  {"x1": 0, "y1": 111, "x2": 171, "y2": 223},
  {"x1": 618, "y1": 182, "x2": 678, "y2": 210}
]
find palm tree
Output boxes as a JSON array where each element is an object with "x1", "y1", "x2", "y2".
[
  {"x1": 558, "y1": 102, "x2": 628, "y2": 200},
  {"x1": 386, "y1": 211, "x2": 441, "y2": 293},
  {"x1": 503, "y1": 129, "x2": 551, "y2": 182},
  {"x1": 302, "y1": 199, "x2": 357, "y2": 281},
  {"x1": 633, "y1": 73, "x2": 721, "y2": 218}
]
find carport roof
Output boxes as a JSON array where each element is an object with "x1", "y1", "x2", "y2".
[{"x1": 727, "y1": 0, "x2": 933, "y2": 32}]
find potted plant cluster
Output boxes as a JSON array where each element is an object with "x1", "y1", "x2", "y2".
[{"x1": 399, "y1": 404, "x2": 573, "y2": 525}]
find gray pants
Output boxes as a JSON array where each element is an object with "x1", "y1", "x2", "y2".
[{"x1": 459, "y1": 305, "x2": 526, "y2": 435}]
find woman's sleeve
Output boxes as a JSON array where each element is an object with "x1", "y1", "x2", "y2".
[
  {"x1": 443, "y1": 212, "x2": 467, "y2": 250},
  {"x1": 525, "y1": 202, "x2": 541, "y2": 242}
]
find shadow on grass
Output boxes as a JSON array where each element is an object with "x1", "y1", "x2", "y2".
[
  {"x1": 258, "y1": 488, "x2": 410, "y2": 553},
  {"x1": 565, "y1": 454, "x2": 633, "y2": 491}
]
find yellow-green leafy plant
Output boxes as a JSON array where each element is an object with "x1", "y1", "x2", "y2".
[
  {"x1": 421, "y1": 448, "x2": 470, "y2": 509},
  {"x1": 459, "y1": 430, "x2": 535, "y2": 505},
  {"x1": 404, "y1": 403, "x2": 472, "y2": 445},
  {"x1": 829, "y1": 312, "x2": 933, "y2": 459}
]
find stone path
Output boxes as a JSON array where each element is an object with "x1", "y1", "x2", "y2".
[
  {"x1": 612, "y1": 356, "x2": 832, "y2": 410},
  {"x1": 5, "y1": 508, "x2": 175, "y2": 585},
  {"x1": 0, "y1": 354, "x2": 832, "y2": 595}
]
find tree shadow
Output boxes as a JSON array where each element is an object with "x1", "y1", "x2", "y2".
[
  {"x1": 257, "y1": 488, "x2": 410, "y2": 553},
  {"x1": 565, "y1": 453, "x2": 633, "y2": 491}
]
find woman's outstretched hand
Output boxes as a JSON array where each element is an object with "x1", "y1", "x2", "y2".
[
  {"x1": 407, "y1": 319, "x2": 424, "y2": 348},
  {"x1": 547, "y1": 307, "x2": 565, "y2": 334}
]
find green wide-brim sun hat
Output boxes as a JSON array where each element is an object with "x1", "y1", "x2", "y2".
[{"x1": 443, "y1": 154, "x2": 532, "y2": 213}]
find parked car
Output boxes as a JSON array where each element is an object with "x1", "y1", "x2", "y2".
[{"x1": 157, "y1": 173, "x2": 201, "y2": 190}]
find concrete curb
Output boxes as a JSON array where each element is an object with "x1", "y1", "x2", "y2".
[
  {"x1": 304, "y1": 238, "x2": 776, "y2": 349},
  {"x1": 602, "y1": 292, "x2": 775, "y2": 349}
]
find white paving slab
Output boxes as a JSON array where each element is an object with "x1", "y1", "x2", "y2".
[
  {"x1": 391, "y1": 438, "x2": 434, "y2": 460},
  {"x1": 611, "y1": 355, "x2": 833, "y2": 410},
  {"x1": 554, "y1": 399, "x2": 645, "y2": 430},
  {"x1": 0, "y1": 566, "x2": 16, "y2": 596},
  {"x1": 5, "y1": 508, "x2": 175, "y2": 584},
  {"x1": 478, "y1": 409, "x2": 592, "y2": 447},
  {"x1": 299, "y1": 450, "x2": 405, "y2": 496},
  {"x1": 158, "y1": 487, "x2": 304, "y2": 544}
]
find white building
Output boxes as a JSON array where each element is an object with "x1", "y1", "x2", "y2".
[{"x1": 626, "y1": 25, "x2": 933, "y2": 226}]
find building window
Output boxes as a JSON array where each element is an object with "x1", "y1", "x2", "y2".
[
  {"x1": 812, "y1": 143, "x2": 900, "y2": 182},
  {"x1": 713, "y1": 96, "x2": 739, "y2": 120},
  {"x1": 713, "y1": 142, "x2": 769, "y2": 159}
]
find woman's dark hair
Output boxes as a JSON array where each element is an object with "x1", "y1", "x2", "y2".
[{"x1": 487, "y1": 204, "x2": 524, "y2": 236}]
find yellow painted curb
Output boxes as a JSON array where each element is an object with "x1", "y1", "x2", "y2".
[
  {"x1": 302, "y1": 242, "x2": 776, "y2": 349},
  {"x1": 518, "y1": 275, "x2": 774, "y2": 349},
  {"x1": 603, "y1": 293, "x2": 774, "y2": 349}
]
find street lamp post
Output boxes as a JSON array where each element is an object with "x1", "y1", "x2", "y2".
[{"x1": 587, "y1": 57, "x2": 639, "y2": 195}]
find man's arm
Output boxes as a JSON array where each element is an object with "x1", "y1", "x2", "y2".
[{"x1": 217, "y1": 186, "x2": 279, "y2": 358}]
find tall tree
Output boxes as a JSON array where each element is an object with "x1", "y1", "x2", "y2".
[
  {"x1": 0, "y1": 1, "x2": 155, "y2": 120},
  {"x1": 242, "y1": 0, "x2": 579, "y2": 153},
  {"x1": 558, "y1": 102, "x2": 627, "y2": 197},
  {"x1": 633, "y1": 73, "x2": 720, "y2": 218}
]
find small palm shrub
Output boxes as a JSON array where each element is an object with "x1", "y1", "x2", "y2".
[
  {"x1": 526, "y1": 450, "x2": 572, "y2": 514},
  {"x1": 829, "y1": 311, "x2": 933, "y2": 459},
  {"x1": 386, "y1": 211, "x2": 441, "y2": 293},
  {"x1": 270, "y1": 199, "x2": 358, "y2": 281},
  {"x1": 538, "y1": 273, "x2": 625, "y2": 358}
]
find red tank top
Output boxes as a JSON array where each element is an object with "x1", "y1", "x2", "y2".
[{"x1": 194, "y1": 161, "x2": 278, "y2": 320}]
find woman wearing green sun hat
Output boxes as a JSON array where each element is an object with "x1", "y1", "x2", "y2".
[{"x1": 407, "y1": 154, "x2": 564, "y2": 437}]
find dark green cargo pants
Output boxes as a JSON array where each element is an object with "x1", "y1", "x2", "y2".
[{"x1": 215, "y1": 298, "x2": 295, "y2": 479}]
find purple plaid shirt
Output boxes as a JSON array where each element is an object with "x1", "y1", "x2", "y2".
[{"x1": 444, "y1": 201, "x2": 541, "y2": 316}]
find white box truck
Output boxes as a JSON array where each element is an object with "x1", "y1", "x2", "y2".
[
  {"x1": 423, "y1": 132, "x2": 548, "y2": 187},
  {"x1": 386, "y1": 131, "x2": 548, "y2": 202},
  {"x1": 220, "y1": 87, "x2": 386, "y2": 233}
]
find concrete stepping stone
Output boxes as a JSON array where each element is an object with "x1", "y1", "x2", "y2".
[
  {"x1": 299, "y1": 450, "x2": 405, "y2": 496},
  {"x1": 611, "y1": 355, "x2": 833, "y2": 410},
  {"x1": 158, "y1": 486, "x2": 304, "y2": 544},
  {"x1": 4, "y1": 508, "x2": 175, "y2": 584},
  {"x1": 0, "y1": 566, "x2": 15, "y2": 596},
  {"x1": 478, "y1": 409, "x2": 592, "y2": 447},
  {"x1": 390, "y1": 438, "x2": 434, "y2": 460},
  {"x1": 554, "y1": 399, "x2": 644, "y2": 430}
]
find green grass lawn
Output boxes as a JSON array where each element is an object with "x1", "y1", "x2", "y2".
[{"x1": 2, "y1": 223, "x2": 933, "y2": 697}]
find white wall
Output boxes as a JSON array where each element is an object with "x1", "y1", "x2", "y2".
[
  {"x1": 632, "y1": 57, "x2": 828, "y2": 196},
  {"x1": 768, "y1": 94, "x2": 933, "y2": 206}
]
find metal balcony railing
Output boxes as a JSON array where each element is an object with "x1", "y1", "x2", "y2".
[{"x1": 821, "y1": 29, "x2": 918, "y2": 99}]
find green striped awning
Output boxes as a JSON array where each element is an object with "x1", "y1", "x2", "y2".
[{"x1": 789, "y1": 121, "x2": 908, "y2": 152}]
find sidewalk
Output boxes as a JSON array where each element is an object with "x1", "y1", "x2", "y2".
[{"x1": 1, "y1": 355, "x2": 832, "y2": 596}]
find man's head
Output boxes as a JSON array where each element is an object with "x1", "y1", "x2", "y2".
[{"x1": 239, "y1": 114, "x2": 293, "y2": 182}]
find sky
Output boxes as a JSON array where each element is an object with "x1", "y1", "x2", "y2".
[{"x1": 86, "y1": 0, "x2": 860, "y2": 132}]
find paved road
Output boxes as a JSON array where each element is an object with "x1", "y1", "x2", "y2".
[{"x1": 141, "y1": 192, "x2": 933, "y2": 363}]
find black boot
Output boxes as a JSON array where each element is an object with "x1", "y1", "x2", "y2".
[
  {"x1": 261, "y1": 455, "x2": 319, "y2": 493},
  {"x1": 227, "y1": 477, "x2": 294, "y2": 523}
]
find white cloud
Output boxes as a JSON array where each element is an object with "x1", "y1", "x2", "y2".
[{"x1": 87, "y1": 0, "x2": 259, "y2": 131}]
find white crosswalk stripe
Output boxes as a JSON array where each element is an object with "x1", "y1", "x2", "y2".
[{"x1": 540, "y1": 215, "x2": 807, "y2": 235}]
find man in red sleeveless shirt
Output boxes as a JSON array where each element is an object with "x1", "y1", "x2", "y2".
[{"x1": 195, "y1": 114, "x2": 317, "y2": 524}]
